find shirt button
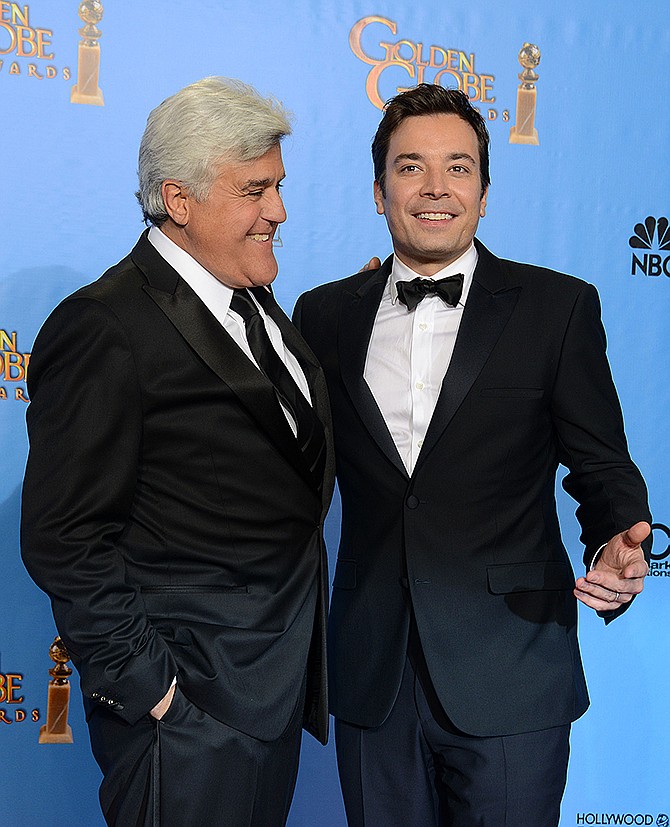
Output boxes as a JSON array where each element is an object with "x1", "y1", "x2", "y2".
[
  {"x1": 415, "y1": 381, "x2": 424, "y2": 390},
  {"x1": 417, "y1": 440, "x2": 423, "y2": 448},
  {"x1": 419, "y1": 323, "x2": 428, "y2": 331}
]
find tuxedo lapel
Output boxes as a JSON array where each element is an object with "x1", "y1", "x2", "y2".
[
  {"x1": 338, "y1": 257, "x2": 408, "y2": 479},
  {"x1": 131, "y1": 234, "x2": 318, "y2": 491},
  {"x1": 414, "y1": 242, "x2": 521, "y2": 473}
]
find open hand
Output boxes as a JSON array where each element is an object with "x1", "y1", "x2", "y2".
[{"x1": 574, "y1": 521, "x2": 650, "y2": 612}]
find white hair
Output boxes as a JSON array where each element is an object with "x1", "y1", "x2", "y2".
[{"x1": 136, "y1": 76, "x2": 292, "y2": 225}]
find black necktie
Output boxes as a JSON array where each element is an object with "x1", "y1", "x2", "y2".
[
  {"x1": 396, "y1": 273, "x2": 464, "y2": 311},
  {"x1": 229, "y1": 287, "x2": 325, "y2": 488}
]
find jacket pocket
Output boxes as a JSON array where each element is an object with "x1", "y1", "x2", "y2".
[
  {"x1": 480, "y1": 388, "x2": 544, "y2": 398},
  {"x1": 487, "y1": 561, "x2": 573, "y2": 594},
  {"x1": 140, "y1": 585, "x2": 249, "y2": 594},
  {"x1": 140, "y1": 585, "x2": 251, "y2": 627}
]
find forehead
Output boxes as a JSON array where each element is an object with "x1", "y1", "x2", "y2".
[{"x1": 386, "y1": 113, "x2": 480, "y2": 164}]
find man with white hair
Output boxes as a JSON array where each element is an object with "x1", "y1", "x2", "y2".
[{"x1": 21, "y1": 77, "x2": 334, "y2": 827}]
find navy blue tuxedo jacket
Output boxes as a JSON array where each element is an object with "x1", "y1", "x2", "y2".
[{"x1": 294, "y1": 240, "x2": 650, "y2": 737}]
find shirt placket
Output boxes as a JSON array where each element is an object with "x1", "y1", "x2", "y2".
[{"x1": 409, "y1": 297, "x2": 435, "y2": 472}]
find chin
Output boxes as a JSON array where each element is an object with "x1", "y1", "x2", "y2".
[{"x1": 251, "y1": 270, "x2": 278, "y2": 287}]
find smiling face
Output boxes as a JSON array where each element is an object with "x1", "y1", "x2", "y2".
[
  {"x1": 161, "y1": 143, "x2": 286, "y2": 289},
  {"x1": 374, "y1": 113, "x2": 488, "y2": 276}
]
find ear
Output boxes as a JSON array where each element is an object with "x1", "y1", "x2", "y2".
[
  {"x1": 479, "y1": 185, "x2": 489, "y2": 218},
  {"x1": 373, "y1": 180, "x2": 385, "y2": 216},
  {"x1": 162, "y1": 180, "x2": 191, "y2": 226}
]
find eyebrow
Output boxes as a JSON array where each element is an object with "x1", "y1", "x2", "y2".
[
  {"x1": 392, "y1": 151, "x2": 477, "y2": 166},
  {"x1": 241, "y1": 177, "x2": 275, "y2": 191},
  {"x1": 240, "y1": 173, "x2": 286, "y2": 192}
]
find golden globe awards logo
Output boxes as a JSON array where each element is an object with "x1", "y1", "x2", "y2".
[
  {"x1": 0, "y1": 655, "x2": 40, "y2": 727},
  {"x1": 0, "y1": 1, "x2": 71, "y2": 81},
  {"x1": 0, "y1": 672, "x2": 38, "y2": 725},
  {"x1": 349, "y1": 15, "x2": 509, "y2": 123},
  {"x1": 0, "y1": 1, "x2": 105, "y2": 104},
  {"x1": 0, "y1": 329, "x2": 30, "y2": 401}
]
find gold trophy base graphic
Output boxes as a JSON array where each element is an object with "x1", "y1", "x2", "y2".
[
  {"x1": 70, "y1": 42, "x2": 104, "y2": 106},
  {"x1": 39, "y1": 637, "x2": 74, "y2": 744},
  {"x1": 509, "y1": 87, "x2": 539, "y2": 145},
  {"x1": 509, "y1": 43, "x2": 541, "y2": 146},
  {"x1": 71, "y1": 1, "x2": 104, "y2": 106}
]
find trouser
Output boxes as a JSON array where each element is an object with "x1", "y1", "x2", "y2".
[
  {"x1": 87, "y1": 681, "x2": 305, "y2": 827},
  {"x1": 335, "y1": 651, "x2": 570, "y2": 827}
]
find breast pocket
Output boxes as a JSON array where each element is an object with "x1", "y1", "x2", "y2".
[{"x1": 480, "y1": 388, "x2": 544, "y2": 399}]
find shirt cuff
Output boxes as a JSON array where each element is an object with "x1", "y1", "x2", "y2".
[{"x1": 589, "y1": 542, "x2": 607, "y2": 571}]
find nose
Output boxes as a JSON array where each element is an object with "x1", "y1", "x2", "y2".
[
  {"x1": 263, "y1": 187, "x2": 287, "y2": 224},
  {"x1": 420, "y1": 168, "x2": 450, "y2": 199}
]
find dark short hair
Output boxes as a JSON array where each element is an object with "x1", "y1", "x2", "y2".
[{"x1": 372, "y1": 84, "x2": 490, "y2": 198}]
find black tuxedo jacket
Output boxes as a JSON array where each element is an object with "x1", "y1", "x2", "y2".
[
  {"x1": 21, "y1": 232, "x2": 334, "y2": 744},
  {"x1": 294, "y1": 240, "x2": 650, "y2": 737}
]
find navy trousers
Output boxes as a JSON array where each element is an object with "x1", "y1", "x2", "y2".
[{"x1": 335, "y1": 650, "x2": 570, "y2": 827}]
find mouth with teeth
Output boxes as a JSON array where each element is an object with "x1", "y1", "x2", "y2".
[
  {"x1": 247, "y1": 233, "x2": 272, "y2": 242},
  {"x1": 415, "y1": 212, "x2": 456, "y2": 221}
]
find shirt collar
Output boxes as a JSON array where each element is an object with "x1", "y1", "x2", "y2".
[
  {"x1": 389, "y1": 242, "x2": 478, "y2": 308},
  {"x1": 147, "y1": 225, "x2": 235, "y2": 315}
]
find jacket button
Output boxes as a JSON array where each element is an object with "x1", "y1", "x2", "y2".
[{"x1": 406, "y1": 495, "x2": 420, "y2": 509}]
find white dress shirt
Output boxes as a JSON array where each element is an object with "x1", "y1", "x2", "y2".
[
  {"x1": 147, "y1": 226, "x2": 311, "y2": 436},
  {"x1": 364, "y1": 243, "x2": 478, "y2": 474}
]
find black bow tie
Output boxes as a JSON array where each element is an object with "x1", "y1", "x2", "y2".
[{"x1": 396, "y1": 274, "x2": 464, "y2": 311}]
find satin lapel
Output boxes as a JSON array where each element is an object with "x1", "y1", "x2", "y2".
[
  {"x1": 339, "y1": 257, "x2": 408, "y2": 479},
  {"x1": 131, "y1": 234, "x2": 313, "y2": 486},
  {"x1": 414, "y1": 242, "x2": 521, "y2": 474},
  {"x1": 259, "y1": 291, "x2": 336, "y2": 508}
]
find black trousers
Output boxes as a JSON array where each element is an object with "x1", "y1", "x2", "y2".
[
  {"x1": 335, "y1": 652, "x2": 570, "y2": 827},
  {"x1": 87, "y1": 682, "x2": 305, "y2": 827}
]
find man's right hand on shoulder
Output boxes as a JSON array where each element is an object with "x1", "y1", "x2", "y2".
[{"x1": 359, "y1": 257, "x2": 382, "y2": 272}]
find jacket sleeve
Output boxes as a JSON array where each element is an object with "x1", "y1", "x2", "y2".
[
  {"x1": 550, "y1": 283, "x2": 651, "y2": 619},
  {"x1": 21, "y1": 296, "x2": 176, "y2": 723}
]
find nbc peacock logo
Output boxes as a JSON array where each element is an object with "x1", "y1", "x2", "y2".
[{"x1": 629, "y1": 216, "x2": 670, "y2": 277}]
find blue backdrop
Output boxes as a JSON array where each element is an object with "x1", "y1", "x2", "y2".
[{"x1": 2, "y1": 1, "x2": 668, "y2": 824}]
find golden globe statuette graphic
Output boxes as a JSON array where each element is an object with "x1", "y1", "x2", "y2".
[
  {"x1": 509, "y1": 43, "x2": 541, "y2": 145},
  {"x1": 71, "y1": 0, "x2": 104, "y2": 106},
  {"x1": 39, "y1": 637, "x2": 74, "y2": 744}
]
